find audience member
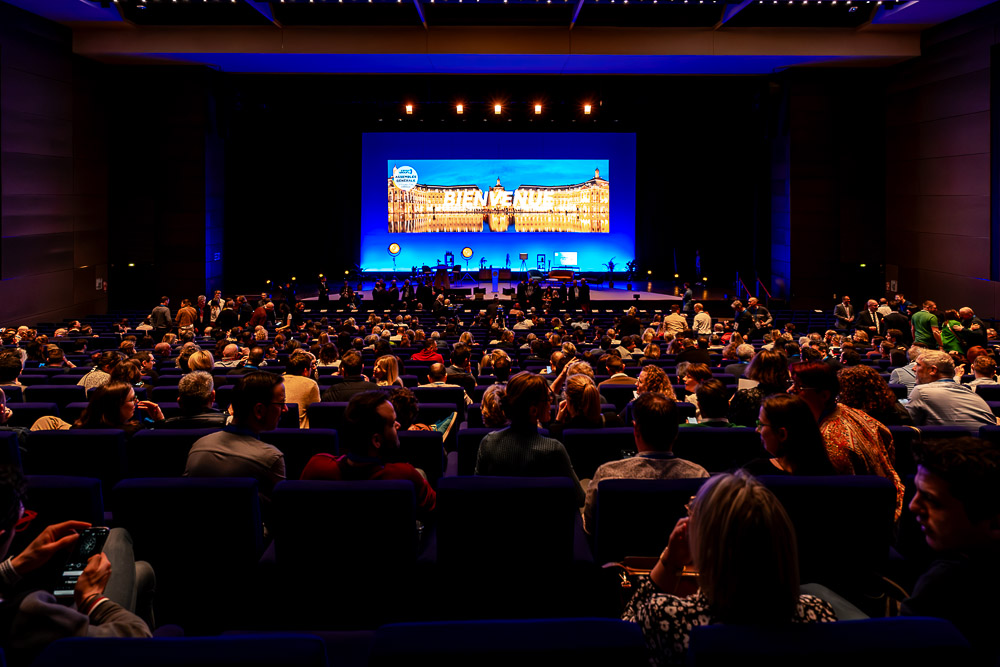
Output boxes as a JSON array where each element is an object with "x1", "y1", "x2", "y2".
[
  {"x1": 584, "y1": 392, "x2": 707, "y2": 534},
  {"x1": 282, "y1": 350, "x2": 321, "y2": 428},
  {"x1": 744, "y1": 394, "x2": 836, "y2": 476},
  {"x1": 623, "y1": 471, "x2": 835, "y2": 666},
  {"x1": 160, "y1": 371, "x2": 227, "y2": 429},
  {"x1": 300, "y1": 390, "x2": 436, "y2": 519},
  {"x1": 906, "y1": 350, "x2": 996, "y2": 434},
  {"x1": 474, "y1": 371, "x2": 585, "y2": 505},
  {"x1": 320, "y1": 350, "x2": 378, "y2": 402},
  {"x1": 838, "y1": 365, "x2": 912, "y2": 427}
]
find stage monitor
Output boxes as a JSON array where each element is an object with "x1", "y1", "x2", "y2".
[
  {"x1": 553, "y1": 252, "x2": 578, "y2": 267},
  {"x1": 361, "y1": 133, "x2": 636, "y2": 271}
]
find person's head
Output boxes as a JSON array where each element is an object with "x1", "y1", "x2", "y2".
[
  {"x1": 75, "y1": 381, "x2": 138, "y2": 428},
  {"x1": 757, "y1": 394, "x2": 833, "y2": 475},
  {"x1": 910, "y1": 437, "x2": 1000, "y2": 552},
  {"x1": 481, "y1": 384, "x2": 509, "y2": 428},
  {"x1": 636, "y1": 365, "x2": 674, "y2": 399},
  {"x1": 229, "y1": 372, "x2": 286, "y2": 432},
  {"x1": 972, "y1": 354, "x2": 997, "y2": 379},
  {"x1": 109, "y1": 359, "x2": 143, "y2": 386},
  {"x1": 915, "y1": 350, "x2": 955, "y2": 385},
  {"x1": 387, "y1": 386, "x2": 419, "y2": 431},
  {"x1": 340, "y1": 350, "x2": 364, "y2": 377},
  {"x1": 451, "y1": 345, "x2": 472, "y2": 371},
  {"x1": 344, "y1": 391, "x2": 399, "y2": 457},
  {"x1": 94, "y1": 350, "x2": 122, "y2": 374},
  {"x1": 374, "y1": 355, "x2": 400, "y2": 385},
  {"x1": 492, "y1": 353, "x2": 512, "y2": 382},
  {"x1": 736, "y1": 344, "x2": 755, "y2": 362},
  {"x1": 501, "y1": 371, "x2": 552, "y2": 427},
  {"x1": 690, "y1": 471, "x2": 800, "y2": 623},
  {"x1": 788, "y1": 361, "x2": 839, "y2": 419},
  {"x1": 187, "y1": 350, "x2": 215, "y2": 372},
  {"x1": 286, "y1": 350, "x2": 315, "y2": 378},
  {"x1": 695, "y1": 379, "x2": 730, "y2": 421},
  {"x1": 222, "y1": 344, "x2": 239, "y2": 360},
  {"x1": 563, "y1": 374, "x2": 602, "y2": 422},
  {"x1": 605, "y1": 355, "x2": 625, "y2": 376},
  {"x1": 631, "y1": 392, "x2": 679, "y2": 452},
  {"x1": 731, "y1": 300, "x2": 743, "y2": 312},
  {"x1": 838, "y1": 365, "x2": 897, "y2": 416},
  {"x1": 923, "y1": 300, "x2": 937, "y2": 313},
  {"x1": 841, "y1": 295, "x2": 851, "y2": 306},
  {"x1": 681, "y1": 363, "x2": 712, "y2": 395},
  {"x1": 177, "y1": 371, "x2": 215, "y2": 414},
  {"x1": 0, "y1": 353, "x2": 22, "y2": 384}
]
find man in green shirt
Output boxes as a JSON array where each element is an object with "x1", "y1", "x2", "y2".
[{"x1": 911, "y1": 300, "x2": 942, "y2": 350}]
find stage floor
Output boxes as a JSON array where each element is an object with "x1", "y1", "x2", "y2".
[{"x1": 303, "y1": 280, "x2": 690, "y2": 304}]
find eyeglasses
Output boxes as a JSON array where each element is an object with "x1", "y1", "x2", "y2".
[
  {"x1": 756, "y1": 419, "x2": 770, "y2": 428},
  {"x1": 14, "y1": 508, "x2": 37, "y2": 533}
]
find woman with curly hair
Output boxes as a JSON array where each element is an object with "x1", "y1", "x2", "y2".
[
  {"x1": 480, "y1": 384, "x2": 509, "y2": 429},
  {"x1": 619, "y1": 364, "x2": 677, "y2": 425},
  {"x1": 837, "y1": 365, "x2": 912, "y2": 427},
  {"x1": 728, "y1": 349, "x2": 790, "y2": 428}
]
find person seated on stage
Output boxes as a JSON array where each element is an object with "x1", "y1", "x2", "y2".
[
  {"x1": 301, "y1": 391, "x2": 436, "y2": 519},
  {"x1": 584, "y1": 392, "x2": 708, "y2": 534},
  {"x1": 902, "y1": 437, "x2": 1000, "y2": 663}
]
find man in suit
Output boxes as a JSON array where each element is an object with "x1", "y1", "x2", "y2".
[
  {"x1": 578, "y1": 279, "x2": 591, "y2": 312},
  {"x1": 387, "y1": 280, "x2": 400, "y2": 311},
  {"x1": 320, "y1": 350, "x2": 378, "y2": 402},
  {"x1": 598, "y1": 354, "x2": 636, "y2": 388},
  {"x1": 400, "y1": 279, "x2": 415, "y2": 310},
  {"x1": 856, "y1": 299, "x2": 885, "y2": 338},
  {"x1": 317, "y1": 276, "x2": 329, "y2": 309},
  {"x1": 834, "y1": 295, "x2": 855, "y2": 331}
]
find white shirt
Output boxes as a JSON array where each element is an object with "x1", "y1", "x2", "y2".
[{"x1": 693, "y1": 311, "x2": 712, "y2": 335}]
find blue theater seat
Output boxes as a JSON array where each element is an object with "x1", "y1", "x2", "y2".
[
  {"x1": 260, "y1": 428, "x2": 338, "y2": 480},
  {"x1": 23, "y1": 429, "x2": 127, "y2": 493},
  {"x1": 127, "y1": 428, "x2": 219, "y2": 477}
]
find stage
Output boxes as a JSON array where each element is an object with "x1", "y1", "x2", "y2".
[{"x1": 300, "y1": 280, "x2": 739, "y2": 314}]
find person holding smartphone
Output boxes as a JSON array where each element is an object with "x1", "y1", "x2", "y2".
[{"x1": 0, "y1": 466, "x2": 150, "y2": 664}]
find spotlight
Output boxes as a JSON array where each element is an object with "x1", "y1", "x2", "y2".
[
  {"x1": 534, "y1": 104, "x2": 542, "y2": 115},
  {"x1": 388, "y1": 243, "x2": 402, "y2": 256},
  {"x1": 494, "y1": 104, "x2": 502, "y2": 115},
  {"x1": 319, "y1": 273, "x2": 324, "y2": 278},
  {"x1": 647, "y1": 270, "x2": 652, "y2": 275},
  {"x1": 128, "y1": 263, "x2": 135, "y2": 267},
  {"x1": 673, "y1": 273, "x2": 679, "y2": 278},
  {"x1": 462, "y1": 247, "x2": 474, "y2": 260},
  {"x1": 583, "y1": 104, "x2": 592, "y2": 114},
  {"x1": 266, "y1": 279, "x2": 271, "y2": 284},
  {"x1": 456, "y1": 104, "x2": 464, "y2": 114},
  {"x1": 405, "y1": 104, "x2": 413, "y2": 115}
]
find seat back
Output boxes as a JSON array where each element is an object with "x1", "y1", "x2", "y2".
[
  {"x1": 306, "y1": 402, "x2": 349, "y2": 430},
  {"x1": 594, "y1": 477, "x2": 707, "y2": 563},
  {"x1": 23, "y1": 385, "x2": 87, "y2": 410},
  {"x1": 13, "y1": 476, "x2": 105, "y2": 556},
  {"x1": 259, "y1": 428, "x2": 338, "y2": 480},
  {"x1": 673, "y1": 427, "x2": 766, "y2": 473},
  {"x1": 395, "y1": 430, "x2": 445, "y2": 488},
  {"x1": 561, "y1": 428, "x2": 634, "y2": 479},
  {"x1": 5, "y1": 402, "x2": 59, "y2": 428},
  {"x1": 371, "y1": 618, "x2": 647, "y2": 667},
  {"x1": 33, "y1": 634, "x2": 329, "y2": 667},
  {"x1": 23, "y1": 430, "x2": 127, "y2": 493},
  {"x1": 688, "y1": 617, "x2": 970, "y2": 667},
  {"x1": 112, "y1": 477, "x2": 263, "y2": 632},
  {"x1": 127, "y1": 429, "x2": 218, "y2": 477}
]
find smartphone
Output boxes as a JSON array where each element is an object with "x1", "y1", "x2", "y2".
[
  {"x1": 686, "y1": 417, "x2": 699, "y2": 425},
  {"x1": 544, "y1": 366, "x2": 552, "y2": 374},
  {"x1": 54, "y1": 527, "x2": 109, "y2": 600}
]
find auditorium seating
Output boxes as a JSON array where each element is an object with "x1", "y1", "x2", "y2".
[
  {"x1": 688, "y1": 617, "x2": 970, "y2": 666},
  {"x1": 22, "y1": 429, "x2": 128, "y2": 493},
  {"x1": 112, "y1": 477, "x2": 265, "y2": 633}
]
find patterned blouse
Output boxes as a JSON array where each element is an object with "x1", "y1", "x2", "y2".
[
  {"x1": 623, "y1": 580, "x2": 836, "y2": 667},
  {"x1": 819, "y1": 403, "x2": 904, "y2": 519}
]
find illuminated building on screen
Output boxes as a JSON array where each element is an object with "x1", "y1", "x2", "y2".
[{"x1": 387, "y1": 167, "x2": 609, "y2": 233}]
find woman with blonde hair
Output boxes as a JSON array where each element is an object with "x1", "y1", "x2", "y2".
[
  {"x1": 187, "y1": 350, "x2": 215, "y2": 372},
  {"x1": 624, "y1": 471, "x2": 835, "y2": 665},
  {"x1": 373, "y1": 355, "x2": 404, "y2": 387},
  {"x1": 480, "y1": 383, "x2": 509, "y2": 429},
  {"x1": 550, "y1": 374, "x2": 623, "y2": 439},
  {"x1": 619, "y1": 364, "x2": 676, "y2": 425}
]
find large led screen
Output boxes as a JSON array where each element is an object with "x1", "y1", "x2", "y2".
[{"x1": 361, "y1": 133, "x2": 635, "y2": 272}]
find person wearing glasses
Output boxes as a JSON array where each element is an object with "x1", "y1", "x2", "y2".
[
  {"x1": 623, "y1": 471, "x2": 836, "y2": 666},
  {"x1": 185, "y1": 372, "x2": 286, "y2": 501},
  {"x1": 72, "y1": 382, "x2": 164, "y2": 436}
]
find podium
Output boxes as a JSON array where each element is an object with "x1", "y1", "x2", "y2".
[{"x1": 491, "y1": 269, "x2": 499, "y2": 293}]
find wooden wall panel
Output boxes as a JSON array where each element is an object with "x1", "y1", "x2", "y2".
[{"x1": 0, "y1": 2, "x2": 108, "y2": 325}]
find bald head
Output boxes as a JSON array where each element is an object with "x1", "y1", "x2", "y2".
[
  {"x1": 428, "y1": 362, "x2": 447, "y2": 382},
  {"x1": 223, "y1": 344, "x2": 239, "y2": 360}
]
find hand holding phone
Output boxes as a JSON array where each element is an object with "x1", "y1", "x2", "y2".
[{"x1": 54, "y1": 527, "x2": 109, "y2": 602}]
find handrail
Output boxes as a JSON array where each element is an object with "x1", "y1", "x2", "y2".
[
  {"x1": 755, "y1": 276, "x2": 772, "y2": 300},
  {"x1": 735, "y1": 274, "x2": 752, "y2": 302}
]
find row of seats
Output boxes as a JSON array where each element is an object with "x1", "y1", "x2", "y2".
[{"x1": 22, "y1": 616, "x2": 970, "y2": 667}]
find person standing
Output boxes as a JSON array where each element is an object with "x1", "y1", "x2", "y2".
[
  {"x1": 317, "y1": 276, "x2": 329, "y2": 309},
  {"x1": 911, "y1": 301, "x2": 942, "y2": 350},
  {"x1": 834, "y1": 295, "x2": 854, "y2": 331},
  {"x1": 149, "y1": 296, "x2": 172, "y2": 344}
]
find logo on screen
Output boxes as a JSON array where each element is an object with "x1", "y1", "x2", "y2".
[{"x1": 393, "y1": 165, "x2": 418, "y2": 191}]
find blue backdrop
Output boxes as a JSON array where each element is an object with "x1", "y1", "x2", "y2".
[{"x1": 361, "y1": 132, "x2": 636, "y2": 271}]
